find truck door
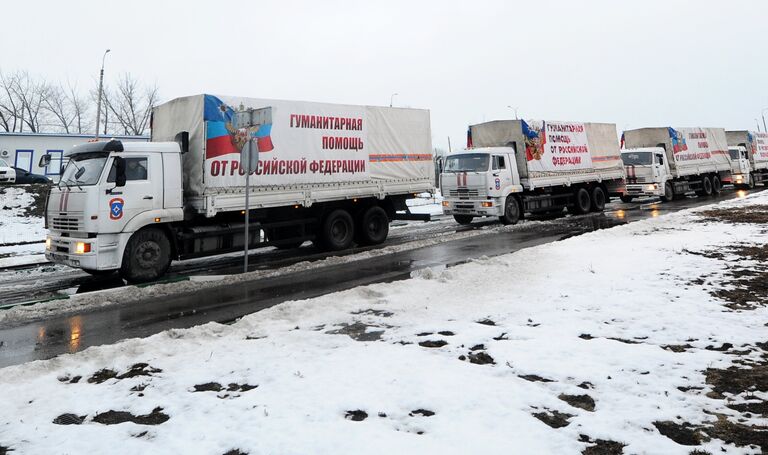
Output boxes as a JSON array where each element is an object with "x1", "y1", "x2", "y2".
[
  {"x1": 100, "y1": 154, "x2": 163, "y2": 233},
  {"x1": 740, "y1": 149, "x2": 751, "y2": 175},
  {"x1": 491, "y1": 154, "x2": 513, "y2": 193}
]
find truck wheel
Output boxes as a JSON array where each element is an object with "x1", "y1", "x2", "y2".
[
  {"x1": 712, "y1": 176, "x2": 722, "y2": 194},
  {"x1": 660, "y1": 182, "x2": 675, "y2": 202},
  {"x1": 698, "y1": 176, "x2": 713, "y2": 196},
  {"x1": 748, "y1": 174, "x2": 756, "y2": 190},
  {"x1": 590, "y1": 187, "x2": 606, "y2": 212},
  {"x1": 356, "y1": 206, "x2": 389, "y2": 245},
  {"x1": 453, "y1": 215, "x2": 474, "y2": 225},
  {"x1": 320, "y1": 209, "x2": 355, "y2": 250},
  {"x1": 120, "y1": 227, "x2": 171, "y2": 283},
  {"x1": 567, "y1": 187, "x2": 592, "y2": 215},
  {"x1": 619, "y1": 195, "x2": 634, "y2": 203},
  {"x1": 499, "y1": 195, "x2": 521, "y2": 225}
]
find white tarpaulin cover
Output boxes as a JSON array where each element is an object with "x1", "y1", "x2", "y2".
[
  {"x1": 152, "y1": 95, "x2": 432, "y2": 197},
  {"x1": 623, "y1": 127, "x2": 731, "y2": 174}
]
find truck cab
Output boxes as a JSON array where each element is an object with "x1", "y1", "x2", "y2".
[
  {"x1": 728, "y1": 146, "x2": 753, "y2": 188},
  {"x1": 42, "y1": 140, "x2": 183, "y2": 280},
  {"x1": 621, "y1": 147, "x2": 672, "y2": 201},
  {"x1": 440, "y1": 147, "x2": 523, "y2": 225}
]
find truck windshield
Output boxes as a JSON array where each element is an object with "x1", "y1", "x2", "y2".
[
  {"x1": 60, "y1": 152, "x2": 109, "y2": 186},
  {"x1": 621, "y1": 152, "x2": 653, "y2": 166},
  {"x1": 728, "y1": 149, "x2": 741, "y2": 160},
  {"x1": 444, "y1": 154, "x2": 490, "y2": 172}
]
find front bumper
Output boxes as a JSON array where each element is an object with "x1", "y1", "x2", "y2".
[
  {"x1": 624, "y1": 183, "x2": 663, "y2": 197},
  {"x1": 45, "y1": 233, "x2": 124, "y2": 271},
  {"x1": 442, "y1": 198, "x2": 502, "y2": 217}
]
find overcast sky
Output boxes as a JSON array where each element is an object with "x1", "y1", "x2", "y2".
[{"x1": 2, "y1": 0, "x2": 766, "y2": 149}]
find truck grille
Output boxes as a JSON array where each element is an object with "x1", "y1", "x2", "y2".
[
  {"x1": 448, "y1": 188, "x2": 480, "y2": 198},
  {"x1": 52, "y1": 216, "x2": 84, "y2": 232}
]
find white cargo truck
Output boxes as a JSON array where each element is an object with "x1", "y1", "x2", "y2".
[
  {"x1": 441, "y1": 119, "x2": 624, "y2": 225},
  {"x1": 40, "y1": 94, "x2": 433, "y2": 282},
  {"x1": 620, "y1": 127, "x2": 733, "y2": 202},
  {"x1": 726, "y1": 130, "x2": 768, "y2": 189}
]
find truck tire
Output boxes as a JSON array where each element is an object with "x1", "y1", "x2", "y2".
[
  {"x1": 356, "y1": 206, "x2": 389, "y2": 246},
  {"x1": 590, "y1": 186, "x2": 606, "y2": 212},
  {"x1": 712, "y1": 176, "x2": 722, "y2": 194},
  {"x1": 660, "y1": 182, "x2": 675, "y2": 202},
  {"x1": 619, "y1": 195, "x2": 634, "y2": 203},
  {"x1": 697, "y1": 176, "x2": 713, "y2": 196},
  {"x1": 567, "y1": 187, "x2": 591, "y2": 215},
  {"x1": 453, "y1": 215, "x2": 474, "y2": 225},
  {"x1": 499, "y1": 195, "x2": 521, "y2": 225},
  {"x1": 320, "y1": 209, "x2": 355, "y2": 250},
  {"x1": 748, "y1": 174, "x2": 756, "y2": 190},
  {"x1": 120, "y1": 227, "x2": 171, "y2": 283}
]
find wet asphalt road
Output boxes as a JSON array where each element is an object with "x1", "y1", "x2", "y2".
[{"x1": 0, "y1": 190, "x2": 755, "y2": 367}]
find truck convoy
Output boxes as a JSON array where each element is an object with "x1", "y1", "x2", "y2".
[
  {"x1": 440, "y1": 120, "x2": 624, "y2": 224},
  {"x1": 41, "y1": 94, "x2": 433, "y2": 282},
  {"x1": 620, "y1": 127, "x2": 732, "y2": 202},
  {"x1": 725, "y1": 131, "x2": 768, "y2": 189}
]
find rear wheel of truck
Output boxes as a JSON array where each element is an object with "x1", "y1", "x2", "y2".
[
  {"x1": 120, "y1": 227, "x2": 171, "y2": 283},
  {"x1": 712, "y1": 176, "x2": 722, "y2": 194},
  {"x1": 320, "y1": 209, "x2": 355, "y2": 250},
  {"x1": 356, "y1": 206, "x2": 389, "y2": 246},
  {"x1": 748, "y1": 174, "x2": 756, "y2": 190},
  {"x1": 619, "y1": 195, "x2": 634, "y2": 203},
  {"x1": 499, "y1": 195, "x2": 521, "y2": 225},
  {"x1": 590, "y1": 187, "x2": 606, "y2": 212},
  {"x1": 453, "y1": 215, "x2": 474, "y2": 225},
  {"x1": 567, "y1": 188, "x2": 591, "y2": 215},
  {"x1": 698, "y1": 176, "x2": 713, "y2": 196},
  {"x1": 660, "y1": 182, "x2": 675, "y2": 202}
]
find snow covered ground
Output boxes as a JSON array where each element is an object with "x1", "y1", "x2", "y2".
[
  {"x1": 0, "y1": 185, "x2": 47, "y2": 267},
  {"x1": 1, "y1": 193, "x2": 768, "y2": 454}
]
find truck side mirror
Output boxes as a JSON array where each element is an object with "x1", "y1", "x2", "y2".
[
  {"x1": 114, "y1": 156, "x2": 127, "y2": 187},
  {"x1": 38, "y1": 154, "x2": 51, "y2": 168},
  {"x1": 657, "y1": 154, "x2": 664, "y2": 165}
]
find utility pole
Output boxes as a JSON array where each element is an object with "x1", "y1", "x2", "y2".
[
  {"x1": 95, "y1": 49, "x2": 111, "y2": 139},
  {"x1": 507, "y1": 105, "x2": 519, "y2": 119},
  {"x1": 757, "y1": 119, "x2": 762, "y2": 133},
  {"x1": 390, "y1": 93, "x2": 398, "y2": 107},
  {"x1": 762, "y1": 108, "x2": 767, "y2": 133}
]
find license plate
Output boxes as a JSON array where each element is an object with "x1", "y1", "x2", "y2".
[{"x1": 50, "y1": 252, "x2": 67, "y2": 262}]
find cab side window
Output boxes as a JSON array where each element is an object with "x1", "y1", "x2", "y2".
[
  {"x1": 492, "y1": 155, "x2": 506, "y2": 170},
  {"x1": 108, "y1": 157, "x2": 148, "y2": 182}
]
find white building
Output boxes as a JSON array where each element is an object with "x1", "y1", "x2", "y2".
[{"x1": 0, "y1": 132, "x2": 149, "y2": 182}]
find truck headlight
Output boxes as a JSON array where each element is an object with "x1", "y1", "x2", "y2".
[
  {"x1": 442, "y1": 201, "x2": 449, "y2": 207},
  {"x1": 480, "y1": 201, "x2": 493, "y2": 207},
  {"x1": 75, "y1": 242, "x2": 91, "y2": 254},
  {"x1": 645, "y1": 184, "x2": 657, "y2": 191},
  {"x1": 45, "y1": 237, "x2": 51, "y2": 250}
]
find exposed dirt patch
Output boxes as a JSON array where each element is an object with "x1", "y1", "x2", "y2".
[
  {"x1": 663, "y1": 344, "x2": 693, "y2": 353},
  {"x1": 653, "y1": 421, "x2": 706, "y2": 446},
  {"x1": 52, "y1": 413, "x2": 86, "y2": 425},
  {"x1": 693, "y1": 243, "x2": 768, "y2": 310},
  {"x1": 326, "y1": 322, "x2": 384, "y2": 341},
  {"x1": 88, "y1": 368, "x2": 118, "y2": 384},
  {"x1": 558, "y1": 394, "x2": 595, "y2": 412},
  {"x1": 0, "y1": 445, "x2": 13, "y2": 455},
  {"x1": 344, "y1": 410, "x2": 368, "y2": 421},
  {"x1": 92, "y1": 407, "x2": 169, "y2": 425},
  {"x1": 418, "y1": 340, "x2": 447, "y2": 348},
  {"x1": 437, "y1": 331, "x2": 455, "y2": 336},
  {"x1": 409, "y1": 409, "x2": 435, "y2": 417},
  {"x1": 222, "y1": 450, "x2": 248, "y2": 455},
  {"x1": 192, "y1": 382, "x2": 257, "y2": 395},
  {"x1": 58, "y1": 374, "x2": 82, "y2": 384},
  {"x1": 519, "y1": 374, "x2": 554, "y2": 383},
  {"x1": 492, "y1": 332, "x2": 509, "y2": 341},
  {"x1": 699, "y1": 205, "x2": 768, "y2": 224},
  {"x1": 532, "y1": 410, "x2": 573, "y2": 428},
  {"x1": 705, "y1": 364, "x2": 768, "y2": 399},
  {"x1": 467, "y1": 351, "x2": 495, "y2": 365},
  {"x1": 702, "y1": 414, "x2": 768, "y2": 451},
  {"x1": 579, "y1": 435, "x2": 626, "y2": 455},
  {"x1": 351, "y1": 309, "x2": 393, "y2": 318},
  {"x1": 476, "y1": 318, "x2": 496, "y2": 326}
]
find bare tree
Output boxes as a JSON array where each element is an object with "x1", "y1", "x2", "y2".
[
  {"x1": 103, "y1": 73, "x2": 158, "y2": 136},
  {"x1": 43, "y1": 80, "x2": 91, "y2": 134},
  {"x1": 0, "y1": 71, "x2": 23, "y2": 132},
  {"x1": 8, "y1": 71, "x2": 51, "y2": 133}
]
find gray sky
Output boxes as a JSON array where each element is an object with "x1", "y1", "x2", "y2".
[{"x1": 2, "y1": 0, "x2": 766, "y2": 149}]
